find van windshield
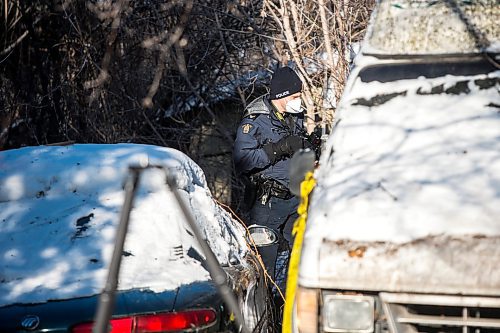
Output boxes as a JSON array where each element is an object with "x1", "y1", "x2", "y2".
[
  {"x1": 349, "y1": 59, "x2": 499, "y2": 108},
  {"x1": 359, "y1": 58, "x2": 498, "y2": 83},
  {"x1": 309, "y1": 57, "x2": 500, "y2": 246}
]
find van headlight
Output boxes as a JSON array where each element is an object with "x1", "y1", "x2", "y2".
[{"x1": 322, "y1": 294, "x2": 375, "y2": 332}]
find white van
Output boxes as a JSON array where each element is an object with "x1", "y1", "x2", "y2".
[{"x1": 293, "y1": 0, "x2": 500, "y2": 332}]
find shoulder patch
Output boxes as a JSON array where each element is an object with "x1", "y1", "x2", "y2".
[{"x1": 242, "y1": 123, "x2": 253, "y2": 134}]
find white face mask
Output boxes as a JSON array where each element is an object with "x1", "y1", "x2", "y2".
[{"x1": 285, "y1": 98, "x2": 302, "y2": 114}]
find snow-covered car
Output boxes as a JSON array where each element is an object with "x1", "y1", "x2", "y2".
[
  {"x1": 0, "y1": 144, "x2": 271, "y2": 332},
  {"x1": 293, "y1": 1, "x2": 500, "y2": 332}
]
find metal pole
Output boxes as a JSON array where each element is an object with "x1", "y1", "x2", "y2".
[
  {"x1": 92, "y1": 165, "x2": 249, "y2": 333},
  {"x1": 166, "y1": 173, "x2": 250, "y2": 333},
  {"x1": 93, "y1": 168, "x2": 140, "y2": 333}
]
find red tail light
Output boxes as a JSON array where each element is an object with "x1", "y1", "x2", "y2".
[{"x1": 72, "y1": 309, "x2": 217, "y2": 333}]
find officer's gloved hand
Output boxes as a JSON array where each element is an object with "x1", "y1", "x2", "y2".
[{"x1": 263, "y1": 135, "x2": 304, "y2": 164}]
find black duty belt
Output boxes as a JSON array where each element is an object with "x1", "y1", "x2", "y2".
[{"x1": 256, "y1": 178, "x2": 293, "y2": 204}]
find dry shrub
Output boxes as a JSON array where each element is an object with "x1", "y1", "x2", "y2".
[
  {"x1": 0, "y1": 0, "x2": 374, "y2": 208},
  {"x1": 263, "y1": 0, "x2": 375, "y2": 133}
]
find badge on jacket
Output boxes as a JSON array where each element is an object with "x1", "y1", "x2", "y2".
[{"x1": 242, "y1": 124, "x2": 252, "y2": 134}]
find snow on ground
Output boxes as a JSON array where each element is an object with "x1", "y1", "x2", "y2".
[
  {"x1": 0, "y1": 144, "x2": 248, "y2": 307},
  {"x1": 307, "y1": 69, "x2": 500, "y2": 244}
]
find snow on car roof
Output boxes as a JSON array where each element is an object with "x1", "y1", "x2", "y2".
[
  {"x1": 306, "y1": 67, "x2": 500, "y2": 244},
  {"x1": 363, "y1": 0, "x2": 500, "y2": 55},
  {"x1": 0, "y1": 144, "x2": 247, "y2": 307}
]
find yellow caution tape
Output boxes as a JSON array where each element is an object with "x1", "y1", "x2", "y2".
[{"x1": 282, "y1": 171, "x2": 316, "y2": 333}]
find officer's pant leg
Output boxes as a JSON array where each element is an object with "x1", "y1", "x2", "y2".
[
  {"x1": 266, "y1": 197, "x2": 299, "y2": 297},
  {"x1": 275, "y1": 197, "x2": 299, "y2": 245},
  {"x1": 256, "y1": 243, "x2": 279, "y2": 279},
  {"x1": 250, "y1": 198, "x2": 279, "y2": 279},
  {"x1": 250, "y1": 196, "x2": 299, "y2": 279}
]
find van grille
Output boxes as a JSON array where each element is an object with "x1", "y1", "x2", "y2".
[{"x1": 379, "y1": 293, "x2": 500, "y2": 333}]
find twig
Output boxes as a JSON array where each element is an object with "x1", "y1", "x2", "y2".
[
  {"x1": 0, "y1": 29, "x2": 28, "y2": 57},
  {"x1": 84, "y1": 0, "x2": 130, "y2": 90},
  {"x1": 142, "y1": 0, "x2": 193, "y2": 108}
]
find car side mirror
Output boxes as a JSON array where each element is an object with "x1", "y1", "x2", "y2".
[{"x1": 289, "y1": 149, "x2": 316, "y2": 197}]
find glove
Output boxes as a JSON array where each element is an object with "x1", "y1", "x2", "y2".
[
  {"x1": 263, "y1": 135, "x2": 304, "y2": 164},
  {"x1": 307, "y1": 131, "x2": 322, "y2": 160}
]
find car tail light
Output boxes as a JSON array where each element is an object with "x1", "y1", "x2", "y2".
[{"x1": 72, "y1": 309, "x2": 217, "y2": 333}]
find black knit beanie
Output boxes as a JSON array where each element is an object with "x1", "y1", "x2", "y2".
[{"x1": 269, "y1": 67, "x2": 303, "y2": 100}]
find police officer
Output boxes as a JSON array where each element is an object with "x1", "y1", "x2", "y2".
[{"x1": 233, "y1": 66, "x2": 310, "y2": 280}]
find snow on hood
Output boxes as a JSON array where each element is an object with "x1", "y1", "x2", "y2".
[
  {"x1": 363, "y1": 0, "x2": 500, "y2": 55},
  {"x1": 306, "y1": 69, "x2": 500, "y2": 246},
  {"x1": 0, "y1": 144, "x2": 248, "y2": 307}
]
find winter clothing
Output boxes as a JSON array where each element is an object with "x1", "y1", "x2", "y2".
[
  {"x1": 263, "y1": 135, "x2": 305, "y2": 164},
  {"x1": 269, "y1": 67, "x2": 303, "y2": 100},
  {"x1": 233, "y1": 93, "x2": 307, "y2": 280},
  {"x1": 234, "y1": 96, "x2": 307, "y2": 187}
]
